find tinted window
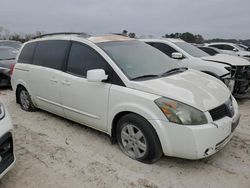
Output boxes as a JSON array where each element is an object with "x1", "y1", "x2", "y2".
[
  {"x1": 18, "y1": 42, "x2": 36, "y2": 64},
  {"x1": 147, "y1": 42, "x2": 177, "y2": 57},
  {"x1": 67, "y1": 42, "x2": 107, "y2": 77},
  {"x1": 210, "y1": 45, "x2": 224, "y2": 50},
  {"x1": 33, "y1": 40, "x2": 69, "y2": 70},
  {"x1": 198, "y1": 47, "x2": 219, "y2": 56},
  {"x1": 223, "y1": 45, "x2": 234, "y2": 51}
]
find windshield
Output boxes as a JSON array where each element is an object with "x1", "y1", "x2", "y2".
[
  {"x1": 98, "y1": 41, "x2": 179, "y2": 80},
  {"x1": 236, "y1": 44, "x2": 247, "y2": 51},
  {"x1": 174, "y1": 42, "x2": 209, "y2": 57},
  {"x1": 0, "y1": 47, "x2": 18, "y2": 60},
  {"x1": 0, "y1": 41, "x2": 22, "y2": 50}
]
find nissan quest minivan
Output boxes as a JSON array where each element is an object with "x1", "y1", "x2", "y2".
[{"x1": 11, "y1": 34, "x2": 240, "y2": 163}]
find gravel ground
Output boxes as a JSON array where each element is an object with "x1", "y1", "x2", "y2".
[{"x1": 0, "y1": 89, "x2": 249, "y2": 188}]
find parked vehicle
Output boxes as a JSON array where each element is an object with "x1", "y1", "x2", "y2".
[
  {"x1": 142, "y1": 38, "x2": 250, "y2": 97},
  {"x1": 207, "y1": 42, "x2": 250, "y2": 60},
  {"x1": 198, "y1": 46, "x2": 221, "y2": 56},
  {"x1": 237, "y1": 44, "x2": 250, "y2": 51},
  {"x1": 12, "y1": 34, "x2": 240, "y2": 162},
  {"x1": 0, "y1": 46, "x2": 18, "y2": 86},
  {"x1": 0, "y1": 40, "x2": 22, "y2": 50},
  {"x1": 0, "y1": 102, "x2": 15, "y2": 178}
]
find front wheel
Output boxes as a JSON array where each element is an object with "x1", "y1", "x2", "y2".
[
  {"x1": 18, "y1": 87, "x2": 36, "y2": 111},
  {"x1": 116, "y1": 114, "x2": 162, "y2": 163}
]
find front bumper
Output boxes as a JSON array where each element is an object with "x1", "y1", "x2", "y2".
[
  {"x1": 0, "y1": 132, "x2": 15, "y2": 178},
  {"x1": 149, "y1": 100, "x2": 240, "y2": 160},
  {"x1": 0, "y1": 105, "x2": 15, "y2": 178}
]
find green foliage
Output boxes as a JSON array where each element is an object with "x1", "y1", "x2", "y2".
[{"x1": 163, "y1": 32, "x2": 204, "y2": 44}]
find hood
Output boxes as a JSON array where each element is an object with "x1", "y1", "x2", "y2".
[
  {"x1": 131, "y1": 70, "x2": 230, "y2": 111},
  {"x1": 201, "y1": 54, "x2": 250, "y2": 66},
  {"x1": 240, "y1": 51, "x2": 250, "y2": 56}
]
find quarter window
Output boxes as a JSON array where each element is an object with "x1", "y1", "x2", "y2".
[
  {"x1": 33, "y1": 40, "x2": 69, "y2": 70},
  {"x1": 210, "y1": 45, "x2": 224, "y2": 50},
  {"x1": 223, "y1": 45, "x2": 234, "y2": 51},
  {"x1": 147, "y1": 42, "x2": 178, "y2": 57},
  {"x1": 67, "y1": 42, "x2": 107, "y2": 77},
  {"x1": 18, "y1": 42, "x2": 37, "y2": 64}
]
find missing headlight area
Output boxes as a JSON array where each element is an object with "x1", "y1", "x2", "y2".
[{"x1": 231, "y1": 66, "x2": 250, "y2": 98}]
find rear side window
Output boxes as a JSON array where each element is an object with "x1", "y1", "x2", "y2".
[
  {"x1": 18, "y1": 42, "x2": 36, "y2": 64},
  {"x1": 33, "y1": 40, "x2": 69, "y2": 70},
  {"x1": 67, "y1": 42, "x2": 107, "y2": 77},
  {"x1": 223, "y1": 45, "x2": 234, "y2": 51},
  {"x1": 199, "y1": 47, "x2": 218, "y2": 56},
  {"x1": 210, "y1": 45, "x2": 224, "y2": 50},
  {"x1": 147, "y1": 42, "x2": 178, "y2": 57}
]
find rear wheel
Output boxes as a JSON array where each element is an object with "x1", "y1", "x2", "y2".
[
  {"x1": 18, "y1": 87, "x2": 36, "y2": 111},
  {"x1": 116, "y1": 113, "x2": 162, "y2": 163}
]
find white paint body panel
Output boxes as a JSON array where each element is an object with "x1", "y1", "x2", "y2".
[
  {"x1": 11, "y1": 35, "x2": 239, "y2": 160},
  {"x1": 202, "y1": 54, "x2": 250, "y2": 66}
]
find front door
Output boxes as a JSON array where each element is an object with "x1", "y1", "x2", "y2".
[{"x1": 60, "y1": 42, "x2": 111, "y2": 131}]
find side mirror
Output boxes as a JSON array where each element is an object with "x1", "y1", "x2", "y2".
[
  {"x1": 171, "y1": 52, "x2": 184, "y2": 59},
  {"x1": 87, "y1": 69, "x2": 108, "y2": 82},
  {"x1": 233, "y1": 48, "x2": 239, "y2": 52}
]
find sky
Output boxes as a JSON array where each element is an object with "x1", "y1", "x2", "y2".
[{"x1": 0, "y1": 0, "x2": 249, "y2": 39}]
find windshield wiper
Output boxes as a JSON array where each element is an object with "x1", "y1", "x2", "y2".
[
  {"x1": 131, "y1": 74, "x2": 159, "y2": 80},
  {"x1": 161, "y1": 67, "x2": 188, "y2": 76}
]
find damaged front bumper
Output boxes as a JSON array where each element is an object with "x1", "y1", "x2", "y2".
[{"x1": 222, "y1": 66, "x2": 250, "y2": 98}]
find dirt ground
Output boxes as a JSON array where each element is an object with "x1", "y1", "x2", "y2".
[{"x1": 0, "y1": 89, "x2": 249, "y2": 188}]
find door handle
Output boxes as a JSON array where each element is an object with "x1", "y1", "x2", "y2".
[
  {"x1": 62, "y1": 80, "x2": 71, "y2": 86},
  {"x1": 50, "y1": 78, "x2": 58, "y2": 83}
]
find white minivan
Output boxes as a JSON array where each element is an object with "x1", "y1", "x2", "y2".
[
  {"x1": 0, "y1": 102, "x2": 15, "y2": 178},
  {"x1": 11, "y1": 34, "x2": 240, "y2": 163}
]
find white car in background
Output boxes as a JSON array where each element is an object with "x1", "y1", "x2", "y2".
[
  {"x1": 142, "y1": 38, "x2": 250, "y2": 97},
  {"x1": 207, "y1": 42, "x2": 250, "y2": 60},
  {"x1": 12, "y1": 33, "x2": 240, "y2": 162},
  {"x1": 0, "y1": 102, "x2": 15, "y2": 178}
]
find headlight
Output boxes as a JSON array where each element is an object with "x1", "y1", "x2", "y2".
[
  {"x1": 0, "y1": 103, "x2": 5, "y2": 120},
  {"x1": 155, "y1": 97, "x2": 207, "y2": 125}
]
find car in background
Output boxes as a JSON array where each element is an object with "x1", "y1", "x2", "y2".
[
  {"x1": 198, "y1": 46, "x2": 221, "y2": 56},
  {"x1": 238, "y1": 44, "x2": 250, "y2": 51},
  {"x1": 0, "y1": 40, "x2": 22, "y2": 50},
  {"x1": 0, "y1": 102, "x2": 15, "y2": 178},
  {"x1": 142, "y1": 38, "x2": 250, "y2": 97},
  {"x1": 12, "y1": 33, "x2": 241, "y2": 162},
  {"x1": 207, "y1": 42, "x2": 250, "y2": 60},
  {"x1": 0, "y1": 46, "x2": 18, "y2": 87}
]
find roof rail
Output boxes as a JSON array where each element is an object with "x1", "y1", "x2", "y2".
[{"x1": 33, "y1": 32, "x2": 90, "y2": 39}]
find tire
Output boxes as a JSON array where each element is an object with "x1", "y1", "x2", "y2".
[
  {"x1": 116, "y1": 113, "x2": 162, "y2": 163},
  {"x1": 17, "y1": 87, "x2": 36, "y2": 112}
]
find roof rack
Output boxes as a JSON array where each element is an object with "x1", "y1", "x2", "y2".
[{"x1": 33, "y1": 32, "x2": 90, "y2": 39}]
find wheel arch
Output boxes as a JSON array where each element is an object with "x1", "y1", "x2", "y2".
[{"x1": 110, "y1": 110, "x2": 162, "y2": 150}]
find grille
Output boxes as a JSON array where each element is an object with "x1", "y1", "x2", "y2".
[{"x1": 209, "y1": 97, "x2": 234, "y2": 121}]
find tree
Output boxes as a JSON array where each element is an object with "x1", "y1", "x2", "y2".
[
  {"x1": 128, "y1": 32, "x2": 136, "y2": 38},
  {"x1": 122, "y1": 30, "x2": 128, "y2": 36}
]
